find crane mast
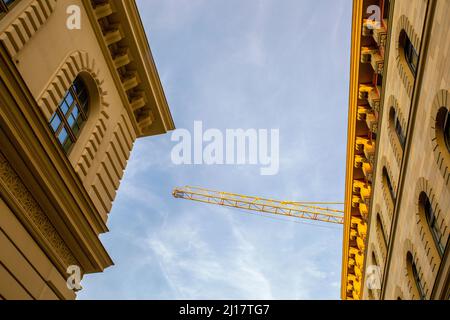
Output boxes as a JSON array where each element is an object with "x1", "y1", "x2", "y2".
[{"x1": 173, "y1": 186, "x2": 344, "y2": 225}]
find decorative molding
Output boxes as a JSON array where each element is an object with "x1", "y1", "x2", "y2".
[
  {"x1": 429, "y1": 89, "x2": 450, "y2": 187},
  {"x1": 394, "y1": 15, "x2": 420, "y2": 98},
  {"x1": 36, "y1": 50, "x2": 111, "y2": 179},
  {"x1": 0, "y1": 0, "x2": 57, "y2": 57},
  {"x1": 37, "y1": 50, "x2": 109, "y2": 120},
  {"x1": 87, "y1": 0, "x2": 156, "y2": 136},
  {"x1": 0, "y1": 152, "x2": 78, "y2": 269}
]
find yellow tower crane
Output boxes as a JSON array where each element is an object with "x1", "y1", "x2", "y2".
[{"x1": 172, "y1": 186, "x2": 344, "y2": 225}]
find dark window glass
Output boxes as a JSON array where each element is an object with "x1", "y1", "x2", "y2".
[
  {"x1": 394, "y1": 113, "x2": 406, "y2": 149},
  {"x1": 444, "y1": 110, "x2": 450, "y2": 153},
  {"x1": 0, "y1": 0, "x2": 18, "y2": 13},
  {"x1": 412, "y1": 261, "x2": 425, "y2": 300},
  {"x1": 407, "y1": 252, "x2": 425, "y2": 300},
  {"x1": 377, "y1": 214, "x2": 388, "y2": 249},
  {"x1": 401, "y1": 31, "x2": 419, "y2": 75},
  {"x1": 383, "y1": 0, "x2": 390, "y2": 20},
  {"x1": 49, "y1": 76, "x2": 89, "y2": 153},
  {"x1": 422, "y1": 194, "x2": 445, "y2": 256},
  {"x1": 383, "y1": 167, "x2": 396, "y2": 202}
]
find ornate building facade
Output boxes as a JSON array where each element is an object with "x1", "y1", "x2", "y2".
[
  {"x1": 342, "y1": 0, "x2": 449, "y2": 299},
  {"x1": 0, "y1": 0, "x2": 174, "y2": 299}
]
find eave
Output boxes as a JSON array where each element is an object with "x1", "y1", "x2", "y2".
[
  {"x1": 83, "y1": 0, "x2": 175, "y2": 138},
  {"x1": 341, "y1": 0, "x2": 364, "y2": 300}
]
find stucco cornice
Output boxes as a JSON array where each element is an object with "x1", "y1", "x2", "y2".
[
  {"x1": 341, "y1": 0, "x2": 363, "y2": 300},
  {"x1": 83, "y1": 0, "x2": 175, "y2": 138}
]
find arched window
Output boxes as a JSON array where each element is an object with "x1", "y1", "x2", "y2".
[
  {"x1": 407, "y1": 252, "x2": 425, "y2": 300},
  {"x1": 436, "y1": 108, "x2": 450, "y2": 153},
  {"x1": 382, "y1": 167, "x2": 395, "y2": 203},
  {"x1": 49, "y1": 76, "x2": 89, "y2": 153},
  {"x1": 419, "y1": 192, "x2": 444, "y2": 256},
  {"x1": 389, "y1": 107, "x2": 406, "y2": 149},
  {"x1": 399, "y1": 30, "x2": 419, "y2": 75}
]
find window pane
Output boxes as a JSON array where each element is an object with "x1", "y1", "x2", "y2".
[
  {"x1": 82, "y1": 100, "x2": 88, "y2": 114},
  {"x1": 77, "y1": 115, "x2": 84, "y2": 127},
  {"x1": 63, "y1": 136, "x2": 73, "y2": 153},
  {"x1": 72, "y1": 122, "x2": 80, "y2": 136},
  {"x1": 58, "y1": 127, "x2": 68, "y2": 144},
  {"x1": 60, "y1": 100, "x2": 69, "y2": 115},
  {"x1": 73, "y1": 77, "x2": 85, "y2": 93},
  {"x1": 73, "y1": 104, "x2": 80, "y2": 117},
  {"x1": 445, "y1": 111, "x2": 450, "y2": 153},
  {"x1": 50, "y1": 113, "x2": 61, "y2": 132},
  {"x1": 65, "y1": 91, "x2": 74, "y2": 107},
  {"x1": 68, "y1": 114, "x2": 76, "y2": 127},
  {"x1": 78, "y1": 90, "x2": 88, "y2": 105},
  {"x1": 412, "y1": 263, "x2": 425, "y2": 299}
]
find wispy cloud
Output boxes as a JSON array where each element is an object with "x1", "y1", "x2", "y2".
[{"x1": 78, "y1": 0, "x2": 351, "y2": 300}]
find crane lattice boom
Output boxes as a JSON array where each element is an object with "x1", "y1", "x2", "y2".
[{"x1": 173, "y1": 186, "x2": 344, "y2": 225}]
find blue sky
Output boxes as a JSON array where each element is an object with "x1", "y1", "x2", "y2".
[{"x1": 78, "y1": 0, "x2": 352, "y2": 300}]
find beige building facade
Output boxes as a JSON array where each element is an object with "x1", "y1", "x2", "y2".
[
  {"x1": 0, "y1": 0, "x2": 174, "y2": 299},
  {"x1": 342, "y1": 0, "x2": 449, "y2": 299}
]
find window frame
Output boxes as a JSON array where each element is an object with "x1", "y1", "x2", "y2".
[
  {"x1": 422, "y1": 193, "x2": 445, "y2": 257},
  {"x1": 411, "y1": 260, "x2": 425, "y2": 300},
  {"x1": 383, "y1": 167, "x2": 396, "y2": 203},
  {"x1": 444, "y1": 110, "x2": 450, "y2": 153},
  {"x1": 394, "y1": 115, "x2": 406, "y2": 149},
  {"x1": 390, "y1": 107, "x2": 406, "y2": 149},
  {"x1": 401, "y1": 32, "x2": 419, "y2": 76},
  {"x1": 49, "y1": 77, "x2": 89, "y2": 153},
  {"x1": 377, "y1": 213, "x2": 388, "y2": 250},
  {"x1": 0, "y1": 0, "x2": 19, "y2": 14}
]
